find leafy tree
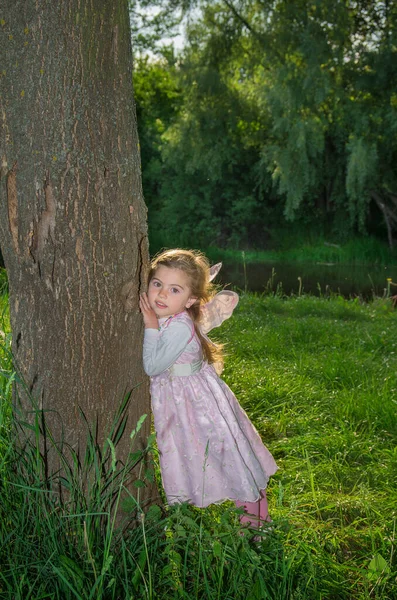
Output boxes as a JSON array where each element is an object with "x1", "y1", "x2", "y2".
[
  {"x1": 135, "y1": 0, "x2": 397, "y2": 248},
  {"x1": 129, "y1": 0, "x2": 189, "y2": 55},
  {"x1": 133, "y1": 53, "x2": 184, "y2": 248}
]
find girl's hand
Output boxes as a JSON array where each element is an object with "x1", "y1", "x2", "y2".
[{"x1": 139, "y1": 293, "x2": 159, "y2": 329}]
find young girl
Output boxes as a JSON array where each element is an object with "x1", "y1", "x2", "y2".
[{"x1": 139, "y1": 249, "x2": 277, "y2": 528}]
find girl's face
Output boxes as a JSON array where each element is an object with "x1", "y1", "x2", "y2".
[{"x1": 148, "y1": 266, "x2": 196, "y2": 319}]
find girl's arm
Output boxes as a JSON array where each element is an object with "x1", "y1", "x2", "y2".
[{"x1": 142, "y1": 320, "x2": 192, "y2": 376}]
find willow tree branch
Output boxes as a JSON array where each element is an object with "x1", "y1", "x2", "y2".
[{"x1": 222, "y1": 0, "x2": 262, "y2": 40}]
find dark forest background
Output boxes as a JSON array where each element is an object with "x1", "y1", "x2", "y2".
[{"x1": 130, "y1": 0, "x2": 397, "y2": 256}]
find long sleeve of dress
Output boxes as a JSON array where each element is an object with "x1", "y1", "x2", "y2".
[{"x1": 143, "y1": 320, "x2": 193, "y2": 376}]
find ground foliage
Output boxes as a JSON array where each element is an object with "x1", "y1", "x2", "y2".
[
  {"x1": 1, "y1": 277, "x2": 396, "y2": 598},
  {"x1": 133, "y1": 0, "x2": 397, "y2": 251}
]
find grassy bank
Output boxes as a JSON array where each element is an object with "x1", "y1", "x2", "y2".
[
  {"x1": 0, "y1": 289, "x2": 396, "y2": 598},
  {"x1": 205, "y1": 235, "x2": 397, "y2": 266}
]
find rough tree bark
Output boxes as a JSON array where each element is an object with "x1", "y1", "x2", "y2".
[{"x1": 0, "y1": 0, "x2": 152, "y2": 506}]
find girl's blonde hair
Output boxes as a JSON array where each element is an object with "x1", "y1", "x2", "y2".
[{"x1": 148, "y1": 248, "x2": 223, "y2": 365}]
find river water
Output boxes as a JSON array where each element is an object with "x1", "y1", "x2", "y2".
[{"x1": 220, "y1": 261, "x2": 397, "y2": 298}]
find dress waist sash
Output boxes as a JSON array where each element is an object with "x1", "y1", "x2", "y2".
[{"x1": 169, "y1": 360, "x2": 203, "y2": 377}]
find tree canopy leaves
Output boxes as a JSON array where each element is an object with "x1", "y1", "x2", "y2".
[{"x1": 133, "y1": 0, "x2": 397, "y2": 249}]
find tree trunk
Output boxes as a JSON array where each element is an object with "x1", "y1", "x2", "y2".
[
  {"x1": 371, "y1": 191, "x2": 396, "y2": 250},
  {"x1": 0, "y1": 0, "x2": 152, "y2": 508}
]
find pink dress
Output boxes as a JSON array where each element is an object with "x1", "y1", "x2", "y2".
[{"x1": 145, "y1": 311, "x2": 278, "y2": 508}]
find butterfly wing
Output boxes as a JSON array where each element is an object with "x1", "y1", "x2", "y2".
[{"x1": 200, "y1": 291, "x2": 239, "y2": 334}]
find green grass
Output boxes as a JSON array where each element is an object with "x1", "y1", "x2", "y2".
[
  {"x1": 205, "y1": 235, "x2": 397, "y2": 266},
  {"x1": 220, "y1": 293, "x2": 397, "y2": 599},
  {"x1": 1, "y1": 283, "x2": 397, "y2": 598}
]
